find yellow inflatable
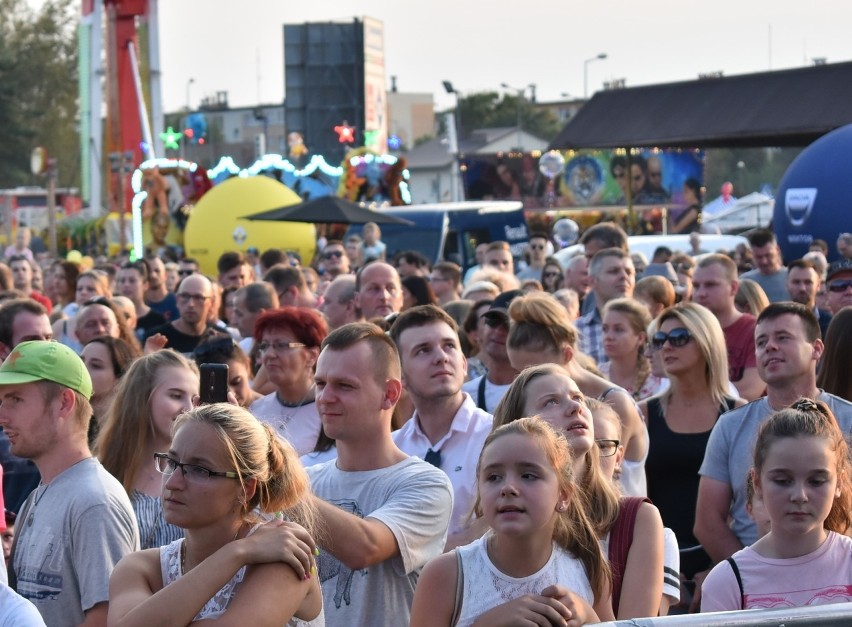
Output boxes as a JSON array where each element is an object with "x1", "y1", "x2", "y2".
[{"x1": 183, "y1": 176, "x2": 316, "y2": 275}]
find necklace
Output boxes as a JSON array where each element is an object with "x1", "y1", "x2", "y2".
[
  {"x1": 275, "y1": 385, "x2": 316, "y2": 431},
  {"x1": 27, "y1": 456, "x2": 93, "y2": 527},
  {"x1": 27, "y1": 484, "x2": 51, "y2": 528}
]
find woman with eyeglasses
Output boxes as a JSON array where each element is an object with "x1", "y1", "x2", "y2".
[
  {"x1": 540, "y1": 256, "x2": 564, "y2": 294},
  {"x1": 108, "y1": 403, "x2": 324, "y2": 626},
  {"x1": 639, "y1": 303, "x2": 743, "y2": 611},
  {"x1": 249, "y1": 307, "x2": 327, "y2": 456},
  {"x1": 193, "y1": 337, "x2": 262, "y2": 408},
  {"x1": 95, "y1": 351, "x2": 200, "y2": 550},
  {"x1": 493, "y1": 364, "x2": 665, "y2": 620},
  {"x1": 504, "y1": 292, "x2": 650, "y2": 499}
]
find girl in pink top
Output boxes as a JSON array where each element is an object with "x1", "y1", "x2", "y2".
[{"x1": 702, "y1": 398, "x2": 852, "y2": 611}]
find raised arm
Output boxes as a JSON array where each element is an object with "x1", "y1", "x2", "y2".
[
  {"x1": 108, "y1": 522, "x2": 316, "y2": 627},
  {"x1": 310, "y1": 495, "x2": 401, "y2": 570}
]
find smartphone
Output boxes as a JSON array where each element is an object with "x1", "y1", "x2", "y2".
[{"x1": 199, "y1": 363, "x2": 229, "y2": 404}]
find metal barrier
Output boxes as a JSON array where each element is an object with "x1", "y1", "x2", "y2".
[{"x1": 595, "y1": 602, "x2": 852, "y2": 627}]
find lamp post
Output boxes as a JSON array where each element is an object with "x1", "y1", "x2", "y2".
[
  {"x1": 442, "y1": 80, "x2": 462, "y2": 141},
  {"x1": 442, "y1": 80, "x2": 464, "y2": 202},
  {"x1": 500, "y1": 82, "x2": 534, "y2": 150},
  {"x1": 583, "y1": 53, "x2": 607, "y2": 99}
]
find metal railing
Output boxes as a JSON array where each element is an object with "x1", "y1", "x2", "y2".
[{"x1": 596, "y1": 603, "x2": 852, "y2": 627}]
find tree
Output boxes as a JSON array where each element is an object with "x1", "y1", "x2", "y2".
[
  {"x1": 0, "y1": 0, "x2": 79, "y2": 189},
  {"x1": 440, "y1": 91, "x2": 561, "y2": 142}
]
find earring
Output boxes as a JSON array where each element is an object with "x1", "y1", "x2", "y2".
[{"x1": 557, "y1": 504, "x2": 565, "y2": 512}]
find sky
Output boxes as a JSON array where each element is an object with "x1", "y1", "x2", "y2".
[
  {"x1": 26, "y1": 0, "x2": 852, "y2": 113},
  {"x1": 148, "y1": 0, "x2": 852, "y2": 114}
]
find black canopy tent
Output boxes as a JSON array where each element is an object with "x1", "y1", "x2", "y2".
[{"x1": 548, "y1": 61, "x2": 852, "y2": 150}]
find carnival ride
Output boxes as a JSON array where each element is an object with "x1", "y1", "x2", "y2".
[{"x1": 79, "y1": 0, "x2": 410, "y2": 258}]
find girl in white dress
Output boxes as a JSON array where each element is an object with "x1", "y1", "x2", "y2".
[
  {"x1": 411, "y1": 417, "x2": 614, "y2": 627},
  {"x1": 107, "y1": 403, "x2": 324, "y2": 627}
]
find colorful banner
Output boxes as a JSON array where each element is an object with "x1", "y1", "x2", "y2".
[{"x1": 461, "y1": 149, "x2": 704, "y2": 210}]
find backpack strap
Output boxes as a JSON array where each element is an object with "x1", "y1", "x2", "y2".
[
  {"x1": 476, "y1": 376, "x2": 488, "y2": 411},
  {"x1": 608, "y1": 496, "x2": 651, "y2": 616},
  {"x1": 599, "y1": 386, "x2": 619, "y2": 402},
  {"x1": 450, "y1": 550, "x2": 464, "y2": 627},
  {"x1": 726, "y1": 557, "x2": 744, "y2": 609}
]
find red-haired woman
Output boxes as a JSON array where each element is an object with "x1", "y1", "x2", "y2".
[{"x1": 248, "y1": 307, "x2": 328, "y2": 456}]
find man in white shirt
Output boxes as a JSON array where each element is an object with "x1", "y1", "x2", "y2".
[
  {"x1": 461, "y1": 290, "x2": 522, "y2": 412},
  {"x1": 389, "y1": 306, "x2": 492, "y2": 548}
]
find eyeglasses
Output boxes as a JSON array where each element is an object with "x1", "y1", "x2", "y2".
[
  {"x1": 177, "y1": 292, "x2": 211, "y2": 303},
  {"x1": 154, "y1": 453, "x2": 239, "y2": 481},
  {"x1": 595, "y1": 439, "x2": 620, "y2": 458},
  {"x1": 651, "y1": 327, "x2": 692, "y2": 351},
  {"x1": 257, "y1": 340, "x2": 306, "y2": 354},
  {"x1": 424, "y1": 448, "x2": 442, "y2": 468},
  {"x1": 323, "y1": 251, "x2": 344, "y2": 260},
  {"x1": 482, "y1": 313, "x2": 508, "y2": 328},
  {"x1": 194, "y1": 336, "x2": 237, "y2": 361},
  {"x1": 827, "y1": 280, "x2": 852, "y2": 293}
]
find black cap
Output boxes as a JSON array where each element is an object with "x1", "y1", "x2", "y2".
[
  {"x1": 482, "y1": 289, "x2": 523, "y2": 324},
  {"x1": 826, "y1": 259, "x2": 852, "y2": 282}
]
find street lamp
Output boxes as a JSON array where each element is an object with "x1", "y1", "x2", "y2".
[
  {"x1": 583, "y1": 53, "x2": 607, "y2": 99},
  {"x1": 185, "y1": 77, "x2": 195, "y2": 112},
  {"x1": 443, "y1": 80, "x2": 463, "y2": 140}
]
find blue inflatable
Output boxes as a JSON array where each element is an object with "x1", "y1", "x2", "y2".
[{"x1": 774, "y1": 124, "x2": 852, "y2": 263}]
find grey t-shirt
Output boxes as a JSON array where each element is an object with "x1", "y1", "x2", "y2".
[
  {"x1": 699, "y1": 392, "x2": 852, "y2": 547},
  {"x1": 307, "y1": 456, "x2": 453, "y2": 627},
  {"x1": 12, "y1": 457, "x2": 140, "y2": 625},
  {"x1": 739, "y1": 268, "x2": 789, "y2": 303}
]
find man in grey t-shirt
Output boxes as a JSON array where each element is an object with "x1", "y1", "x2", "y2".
[
  {"x1": 0, "y1": 341, "x2": 139, "y2": 626},
  {"x1": 738, "y1": 229, "x2": 789, "y2": 302},
  {"x1": 310, "y1": 323, "x2": 452, "y2": 627},
  {"x1": 696, "y1": 303, "x2": 852, "y2": 563}
]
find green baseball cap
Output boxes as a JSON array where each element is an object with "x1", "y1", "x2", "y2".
[{"x1": 0, "y1": 341, "x2": 92, "y2": 399}]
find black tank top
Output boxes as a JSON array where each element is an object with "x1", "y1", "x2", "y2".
[{"x1": 645, "y1": 396, "x2": 737, "y2": 548}]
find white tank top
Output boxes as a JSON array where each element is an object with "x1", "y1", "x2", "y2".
[
  {"x1": 159, "y1": 529, "x2": 324, "y2": 627},
  {"x1": 454, "y1": 534, "x2": 594, "y2": 627}
]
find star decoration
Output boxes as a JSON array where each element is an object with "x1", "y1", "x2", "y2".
[
  {"x1": 363, "y1": 130, "x2": 380, "y2": 148},
  {"x1": 160, "y1": 126, "x2": 182, "y2": 150},
  {"x1": 334, "y1": 122, "x2": 356, "y2": 143}
]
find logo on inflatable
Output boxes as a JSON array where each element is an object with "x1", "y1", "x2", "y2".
[
  {"x1": 232, "y1": 225, "x2": 248, "y2": 246},
  {"x1": 785, "y1": 188, "x2": 818, "y2": 227}
]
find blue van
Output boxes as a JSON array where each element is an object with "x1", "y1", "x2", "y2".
[{"x1": 349, "y1": 201, "x2": 530, "y2": 271}]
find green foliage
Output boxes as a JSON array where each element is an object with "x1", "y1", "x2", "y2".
[
  {"x1": 441, "y1": 91, "x2": 561, "y2": 142},
  {"x1": 0, "y1": 0, "x2": 79, "y2": 188},
  {"x1": 704, "y1": 147, "x2": 803, "y2": 198}
]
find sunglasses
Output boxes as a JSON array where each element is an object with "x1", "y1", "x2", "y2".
[
  {"x1": 827, "y1": 279, "x2": 852, "y2": 293},
  {"x1": 323, "y1": 251, "x2": 344, "y2": 260},
  {"x1": 482, "y1": 313, "x2": 508, "y2": 328},
  {"x1": 178, "y1": 269, "x2": 196, "y2": 276},
  {"x1": 651, "y1": 327, "x2": 691, "y2": 351}
]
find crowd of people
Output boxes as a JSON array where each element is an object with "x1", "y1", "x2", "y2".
[{"x1": 0, "y1": 220, "x2": 850, "y2": 626}]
